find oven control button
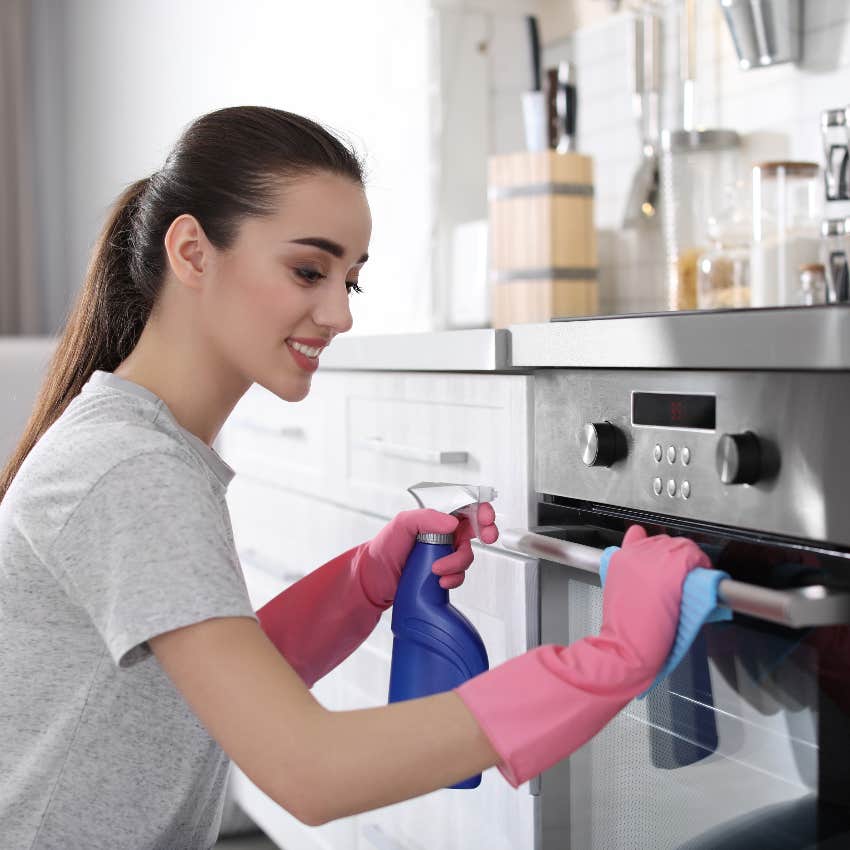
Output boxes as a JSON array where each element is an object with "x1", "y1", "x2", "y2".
[
  {"x1": 682, "y1": 446, "x2": 691, "y2": 465},
  {"x1": 581, "y1": 422, "x2": 626, "y2": 467},
  {"x1": 653, "y1": 477, "x2": 663, "y2": 495},
  {"x1": 653, "y1": 443, "x2": 663, "y2": 462},
  {"x1": 716, "y1": 431, "x2": 761, "y2": 485},
  {"x1": 667, "y1": 479, "x2": 677, "y2": 497},
  {"x1": 667, "y1": 445, "x2": 677, "y2": 464},
  {"x1": 681, "y1": 481, "x2": 691, "y2": 499}
]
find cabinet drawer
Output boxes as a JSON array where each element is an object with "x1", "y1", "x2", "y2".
[
  {"x1": 226, "y1": 476, "x2": 384, "y2": 584},
  {"x1": 219, "y1": 374, "x2": 345, "y2": 497},
  {"x1": 452, "y1": 545, "x2": 539, "y2": 671},
  {"x1": 341, "y1": 373, "x2": 532, "y2": 531}
]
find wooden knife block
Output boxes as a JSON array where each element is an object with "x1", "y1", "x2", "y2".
[{"x1": 488, "y1": 150, "x2": 598, "y2": 327}]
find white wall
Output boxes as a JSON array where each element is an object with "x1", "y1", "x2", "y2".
[{"x1": 31, "y1": 0, "x2": 433, "y2": 336}]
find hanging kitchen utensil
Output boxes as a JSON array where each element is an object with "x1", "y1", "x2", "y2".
[
  {"x1": 661, "y1": 0, "x2": 743, "y2": 310},
  {"x1": 622, "y1": 11, "x2": 662, "y2": 228},
  {"x1": 719, "y1": 0, "x2": 802, "y2": 70}
]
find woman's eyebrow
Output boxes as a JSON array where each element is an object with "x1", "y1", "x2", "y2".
[{"x1": 289, "y1": 237, "x2": 369, "y2": 264}]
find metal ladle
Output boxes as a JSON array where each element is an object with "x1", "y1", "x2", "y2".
[{"x1": 622, "y1": 10, "x2": 663, "y2": 228}]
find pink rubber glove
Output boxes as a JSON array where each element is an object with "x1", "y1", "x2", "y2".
[
  {"x1": 257, "y1": 504, "x2": 498, "y2": 687},
  {"x1": 456, "y1": 525, "x2": 713, "y2": 787},
  {"x1": 358, "y1": 503, "x2": 499, "y2": 604}
]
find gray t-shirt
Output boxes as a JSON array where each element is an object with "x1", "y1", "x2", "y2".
[{"x1": 0, "y1": 370, "x2": 259, "y2": 850}]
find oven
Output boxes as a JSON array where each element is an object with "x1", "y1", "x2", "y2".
[{"x1": 502, "y1": 364, "x2": 850, "y2": 850}]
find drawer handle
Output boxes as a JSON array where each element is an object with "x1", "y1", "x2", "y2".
[
  {"x1": 231, "y1": 420, "x2": 307, "y2": 439},
  {"x1": 362, "y1": 436, "x2": 469, "y2": 465},
  {"x1": 500, "y1": 528, "x2": 850, "y2": 629},
  {"x1": 361, "y1": 823, "x2": 412, "y2": 850},
  {"x1": 238, "y1": 546, "x2": 304, "y2": 583}
]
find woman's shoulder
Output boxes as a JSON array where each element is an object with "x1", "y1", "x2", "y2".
[
  {"x1": 7, "y1": 398, "x2": 208, "y2": 526},
  {"x1": 1, "y1": 403, "x2": 209, "y2": 573},
  {"x1": 35, "y1": 402, "x2": 200, "y2": 483}
]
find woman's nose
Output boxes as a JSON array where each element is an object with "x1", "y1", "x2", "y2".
[{"x1": 313, "y1": 281, "x2": 354, "y2": 334}]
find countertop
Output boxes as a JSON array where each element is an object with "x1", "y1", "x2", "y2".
[
  {"x1": 321, "y1": 306, "x2": 850, "y2": 372},
  {"x1": 319, "y1": 328, "x2": 512, "y2": 372}
]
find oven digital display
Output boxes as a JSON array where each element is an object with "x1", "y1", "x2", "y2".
[{"x1": 632, "y1": 392, "x2": 716, "y2": 430}]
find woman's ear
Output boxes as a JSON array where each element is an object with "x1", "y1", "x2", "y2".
[{"x1": 163, "y1": 214, "x2": 211, "y2": 291}]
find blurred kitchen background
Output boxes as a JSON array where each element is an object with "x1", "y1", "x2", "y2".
[{"x1": 3, "y1": 0, "x2": 850, "y2": 342}]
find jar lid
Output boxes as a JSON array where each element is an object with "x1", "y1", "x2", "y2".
[
  {"x1": 799, "y1": 263, "x2": 826, "y2": 273},
  {"x1": 755, "y1": 161, "x2": 820, "y2": 176},
  {"x1": 661, "y1": 128, "x2": 741, "y2": 153}
]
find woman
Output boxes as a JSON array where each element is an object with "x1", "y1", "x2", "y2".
[{"x1": 0, "y1": 106, "x2": 711, "y2": 849}]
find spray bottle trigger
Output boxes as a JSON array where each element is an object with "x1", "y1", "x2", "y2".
[
  {"x1": 454, "y1": 504, "x2": 480, "y2": 539},
  {"x1": 458, "y1": 485, "x2": 497, "y2": 539}
]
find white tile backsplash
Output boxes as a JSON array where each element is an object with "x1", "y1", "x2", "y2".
[{"x1": 511, "y1": 0, "x2": 850, "y2": 314}]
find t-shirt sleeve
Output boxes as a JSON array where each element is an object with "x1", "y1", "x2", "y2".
[{"x1": 45, "y1": 450, "x2": 258, "y2": 668}]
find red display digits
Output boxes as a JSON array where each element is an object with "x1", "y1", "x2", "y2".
[{"x1": 632, "y1": 392, "x2": 716, "y2": 430}]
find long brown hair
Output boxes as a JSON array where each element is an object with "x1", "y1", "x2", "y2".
[{"x1": 0, "y1": 106, "x2": 363, "y2": 502}]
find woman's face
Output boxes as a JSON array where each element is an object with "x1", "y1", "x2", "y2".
[{"x1": 204, "y1": 171, "x2": 371, "y2": 402}]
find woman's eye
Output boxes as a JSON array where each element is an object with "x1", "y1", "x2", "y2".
[
  {"x1": 295, "y1": 267, "x2": 325, "y2": 284},
  {"x1": 346, "y1": 280, "x2": 364, "y2": 295}
]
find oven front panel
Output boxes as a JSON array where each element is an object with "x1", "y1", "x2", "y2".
[
  {"x1": 539, "y1": 560, "x2": 843, "y2": 850},
  {"x1": 534, "y1": 370, "x2": 850, "y2": 547},
  {"x1": 534, "y1": 505, "x2": 850, "y2": 850}
]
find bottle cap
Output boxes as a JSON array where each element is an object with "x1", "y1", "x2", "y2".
[{"x1": 417, "y1": 532, "x2": 454, "y2": 545}]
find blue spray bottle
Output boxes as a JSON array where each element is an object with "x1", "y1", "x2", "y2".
[{"x1": 388, "y1": 482, "x2": 495, "y2": 789}]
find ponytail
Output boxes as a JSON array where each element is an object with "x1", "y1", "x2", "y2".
[
  {"x1": 0, "y1": 105, "x2": 363, "y2": 503},
  {"x1": 0, "y1": 178, "x2": 153, "y2": 502}
]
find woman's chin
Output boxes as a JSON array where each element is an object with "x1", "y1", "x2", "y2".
[{"x1": 276, "y1": 375, "x2": 312, "y2": 402}]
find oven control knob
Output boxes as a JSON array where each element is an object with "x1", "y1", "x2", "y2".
[
  {"x1": 716, "y1": 431, "x2": 761, "y2": 485},
  {"x1": 581, "y1": 422, "x2": 625, "y2": 468}
]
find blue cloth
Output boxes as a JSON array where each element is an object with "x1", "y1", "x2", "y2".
[{"x1": 600, "y1": 546, "x2": 732, "y2": 698}]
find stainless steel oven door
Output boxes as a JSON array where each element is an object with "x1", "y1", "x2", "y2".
[{"x1": 504, "y1": 518, "x2": 850, "y2": 850}]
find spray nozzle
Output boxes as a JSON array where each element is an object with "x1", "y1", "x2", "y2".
[{"x1": 407, "y1": 482, "x2": 498, "y2": 539}]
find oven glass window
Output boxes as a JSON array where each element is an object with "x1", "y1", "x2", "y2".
[{"x1": 538, "y1": 517, "x2": 850, "y2": 849}]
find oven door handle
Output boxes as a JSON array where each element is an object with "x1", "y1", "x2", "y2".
[{"x1": 500, "y1": 528, "x2": 850, "y2": 629}]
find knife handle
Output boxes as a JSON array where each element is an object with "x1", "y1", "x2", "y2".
[
  {"x1": 546, "y1": 67, "x2": 559, "y2": 149},
  {"x1": 556, "y1": 61, "x2": 577, "y2": 153},
  {"x1": 526, "y1": 15, "x2": 541, "y2": 92}
]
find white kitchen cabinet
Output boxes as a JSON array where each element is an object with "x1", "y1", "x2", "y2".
[
  {"x1": 219, "y1": 373, "x2": 346, "y2": 500},
  {"x1": 227, "y1": 474, "x2": 385, "y2": 587},
  {"x1": 220, "y1": 368, "x2": 538, "y2": 850},
  {"x1": 221, "y1": 371, "x2": 533, "y2": 531},
  {"x1": 340, "y1": 372, "x2": 533, "y2": 531}
]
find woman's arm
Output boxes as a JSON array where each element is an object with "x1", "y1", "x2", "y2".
[
  {"x1": 150, "y1": 615, "x2": 499, "y2": 827},
  {"x1": 256, "y1": 505, "x2": 497, "y2": 687},
  {"x1": 152, "y1": 526, "x2": 710, "y2": 824}
]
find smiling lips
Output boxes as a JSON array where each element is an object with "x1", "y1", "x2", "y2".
[{"x1": 285, "y1": 337, "x2": 328, "y2": 373}]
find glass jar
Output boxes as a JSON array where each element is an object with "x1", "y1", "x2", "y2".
[
  {"x1": 661, "y1": 129, "x2": 742, "y2": 310},
  {"x1": 697, "y1": 242, "x2": 751, "y2": 309},
  {"x1": 751, "y1": 161, "x2": 822, "y2": 306},
  {"x1": 797, "y1": 263, "x2": 828, "y2": 305},
  {"x1": 697, "y1": 179, "x2": 752, "y2": 309}
]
